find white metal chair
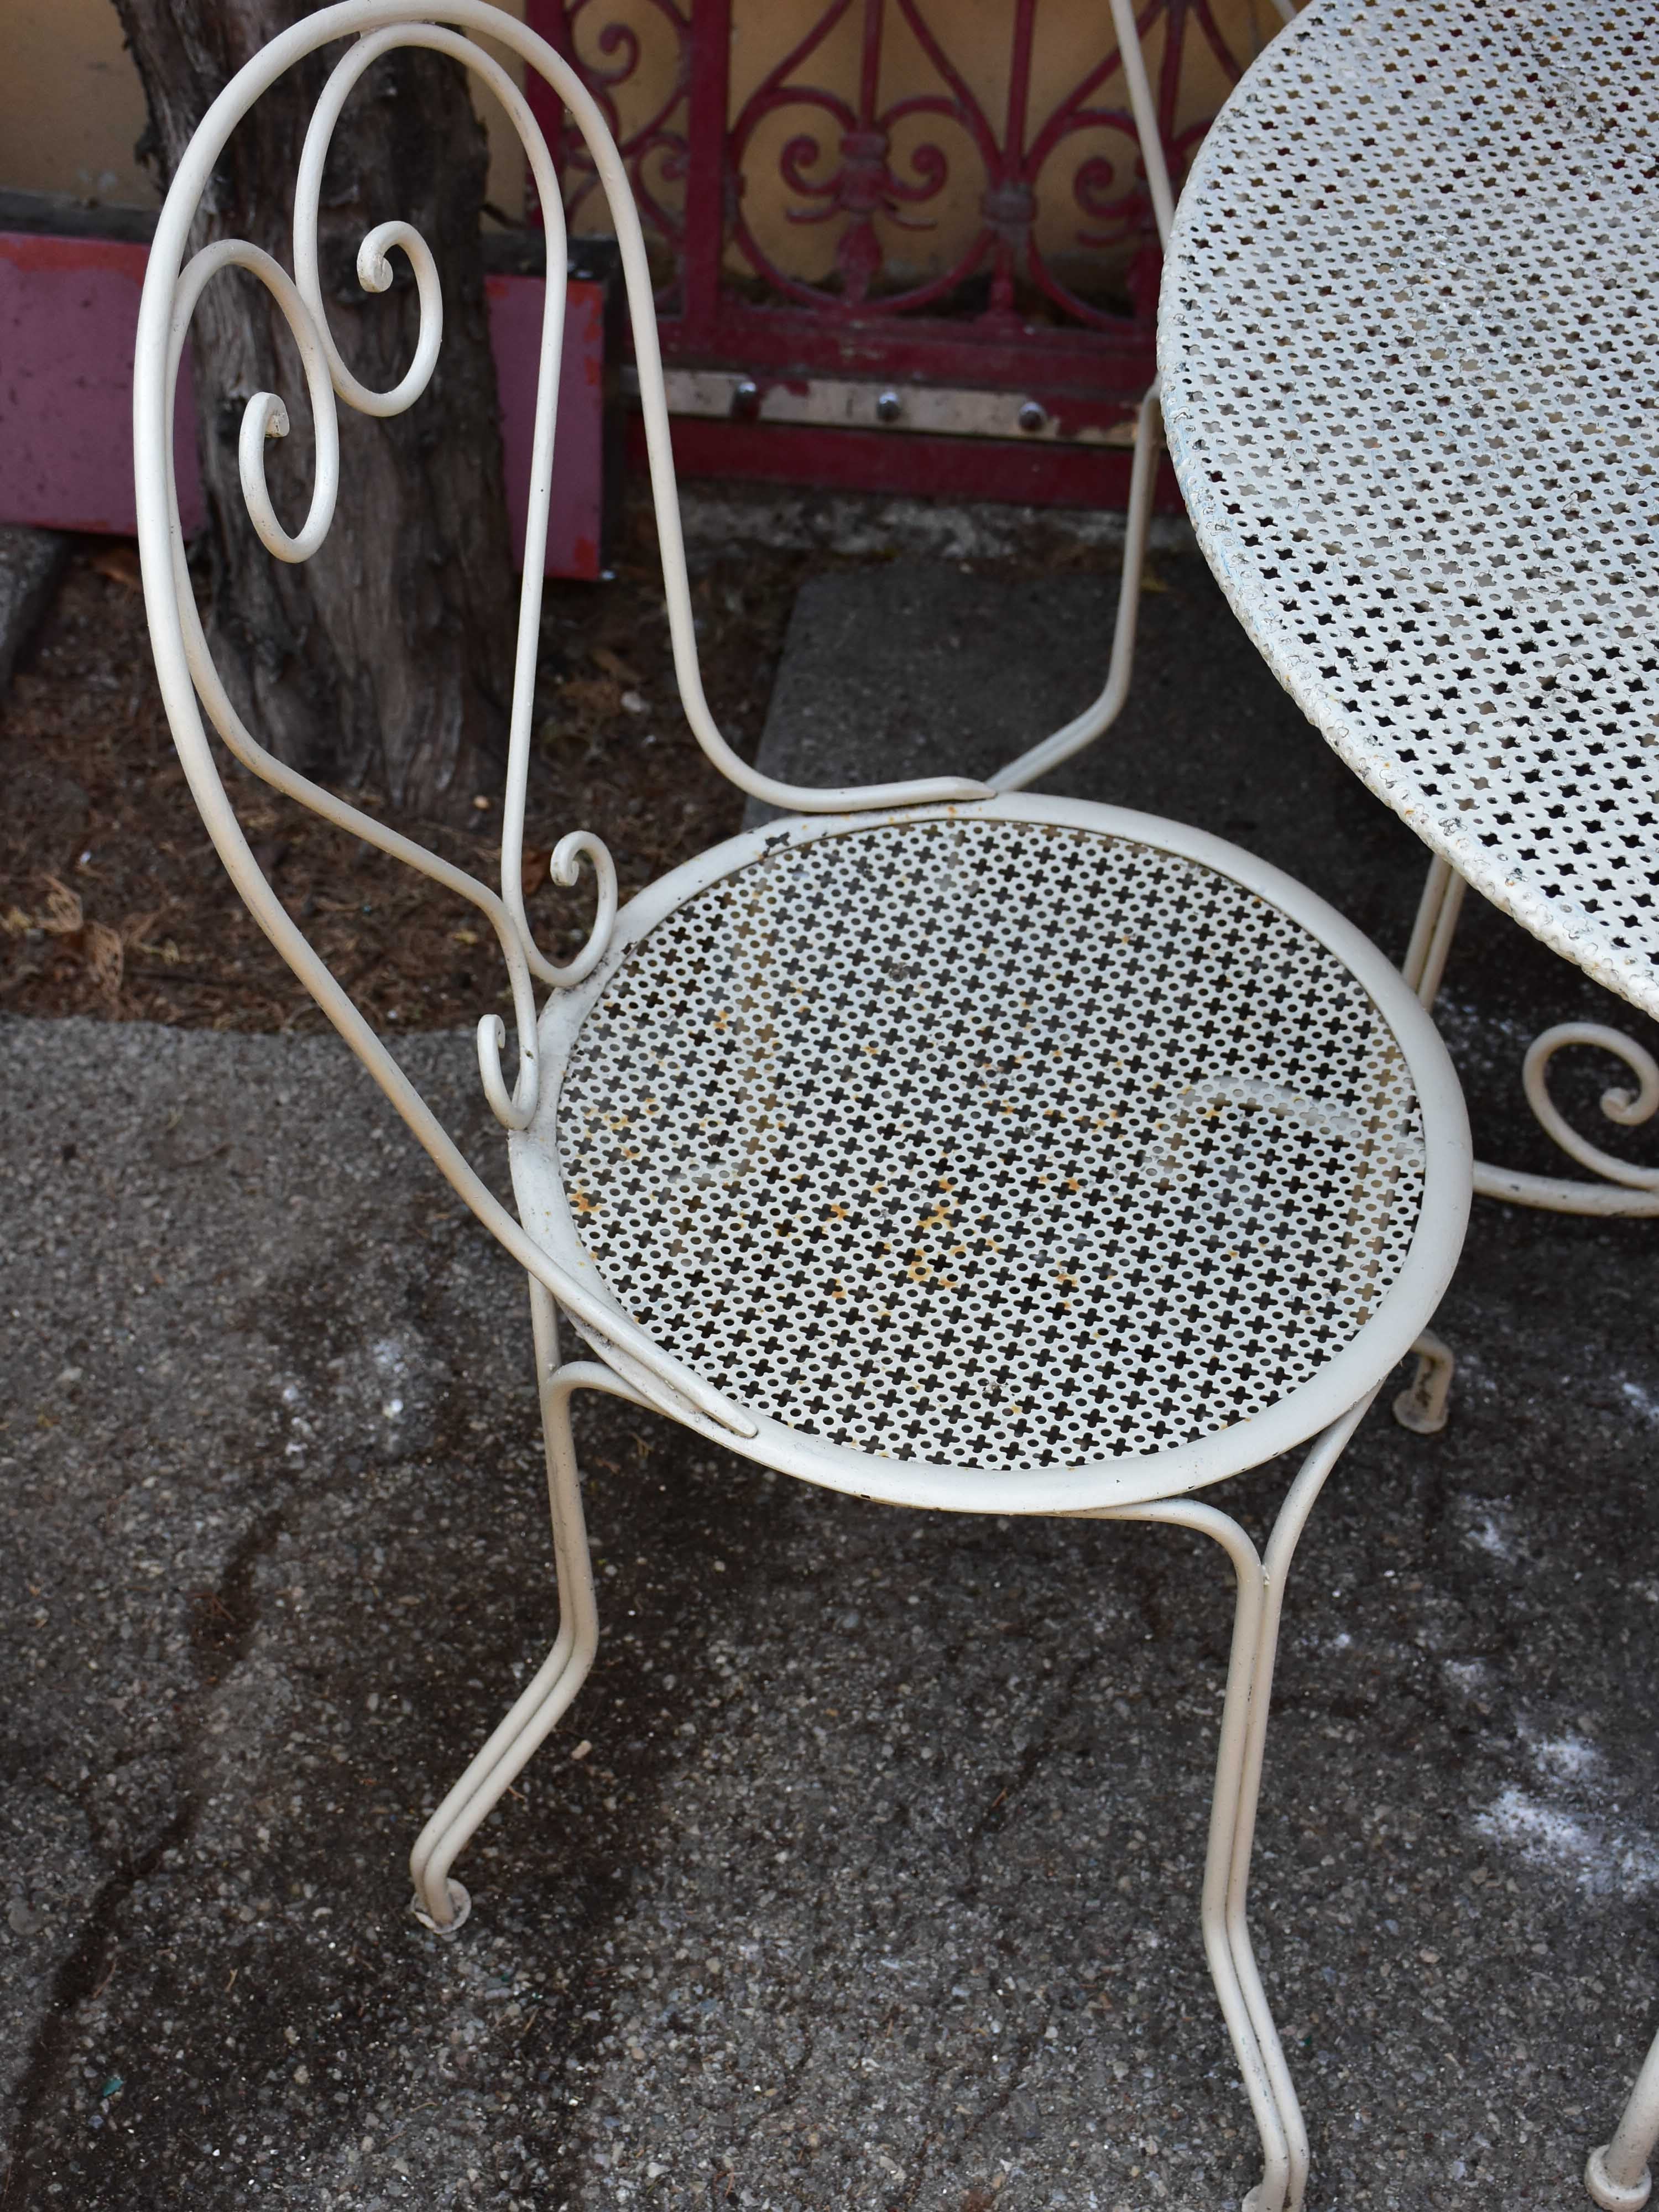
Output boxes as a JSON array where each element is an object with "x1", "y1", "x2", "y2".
[{"x1": 132, "y1": 7, "x2": 1470, "y2": 2207}]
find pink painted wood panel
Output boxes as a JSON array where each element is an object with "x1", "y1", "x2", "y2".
[
  {"x1": 0, "y1": 233, "x2": 201, "y2": 534},
  {"x1": 487, "y1": 268, "x2": 604, "y2": 582},
  {"x1": 0, "y1": 232, "x2": 604, "y2": 579}
]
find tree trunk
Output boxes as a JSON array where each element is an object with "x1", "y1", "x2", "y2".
[{"x1": 114, "y1": 0, "x2": 518, "y2": 820}]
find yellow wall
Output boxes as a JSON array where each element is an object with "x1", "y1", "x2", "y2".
[
  {"x1": 2, "y1": 0, "x2": 158, "y2": 210},
  {"x1": 0, "y1": 0, "x2": 532, "y2": 217},
  {"x1": 1, "y1": 0, "x2": 1286, "y2": 285},
  {"x1": 560, "y1": 0, "x2": 1285, "y2": 289}
]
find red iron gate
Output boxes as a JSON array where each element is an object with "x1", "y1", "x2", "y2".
[{"x1": 523, "y1": 0, "x2": 1272, "y2": 504}]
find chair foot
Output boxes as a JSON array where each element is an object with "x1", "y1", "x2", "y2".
[
  {"x1": 1241, "y1": 2163, "x2": 1296, "y2": 2208},
  {"x1": 1098, "y1": 1406, "x2": 1372, "y2": 2212},
  {"x1": 410, "y1": 1877, "x2": 472, "y2": 1938},
  {"x1": 1392, "y1": 1328, "x2": 1453, "y2": 1434},
  {"x1": 1587, "y1": 2145, "x2": 1653, "y2": 2212}
]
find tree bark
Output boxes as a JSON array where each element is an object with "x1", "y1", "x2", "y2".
[{"x1": 114, "y1": 0, "x2": 518, "y2": 820}]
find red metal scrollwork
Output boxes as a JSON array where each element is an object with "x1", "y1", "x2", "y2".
[
  {"x1": 727, "y1": 0, "x2": 1150, "y2": 330},
  {"x1": 525, "y1": 0, "x2": 1277, "y2": 502},
  {"x1": 535, "y1": 0, "x2": 692, "y2": 296}
]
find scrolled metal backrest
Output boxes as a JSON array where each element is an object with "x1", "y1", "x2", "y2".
[
  {"x1": 136, "y1": 0, "x2": 994, "y2": 1107},
  {"x1": 130, "y1": 0, "x2": 1209, "y2": 1432},
  {"x1": 132, "y1": 0, "x2": 834, "y2": 1438}
]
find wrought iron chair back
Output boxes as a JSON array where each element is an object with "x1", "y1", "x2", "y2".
[{"x1": 133, "y1": 0, "x2": 1171, "y2": 1430}]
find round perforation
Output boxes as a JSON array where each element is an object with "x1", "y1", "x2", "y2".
[
  {"x1": 1161, "y1": 0, "x2": 1659, "y2": 1018},
  {"x1": 555, "y1": 818, "x2": 1427, "y2": 1472}
]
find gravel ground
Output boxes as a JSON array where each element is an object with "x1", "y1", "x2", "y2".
[{"x1": 2, "y1": 547, "x2": 1657, "y2": 2212}]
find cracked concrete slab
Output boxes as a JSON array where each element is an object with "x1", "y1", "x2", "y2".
[{"x1": 2, "y1": 547, "x2": 1657, "y2": 2212}]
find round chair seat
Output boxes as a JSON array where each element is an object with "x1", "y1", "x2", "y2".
[{"x1": 515, "y1": 799, "x2": 1469, "y2": 1514}]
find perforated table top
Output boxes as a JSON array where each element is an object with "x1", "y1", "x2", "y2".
[
  {"x1": 554, "y1": 816, "x2": 1429, "y2": 1475},
  {"x1": 1160, "y1": 0, "x2": 1659, "y2": 1020}
]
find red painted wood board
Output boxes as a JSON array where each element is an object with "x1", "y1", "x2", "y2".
[
  {"x1": 487, "y1": 268, "x2": 604, "y2": 582},
  {"x1": 0, "y1": 232, "x2": 199, "y2": 535},
  {"x1": 0, "y1": 232, "x2": 605, "y2": 579},
  {"x1": 630, "y1": 414, "x2": 1183, "y2": 516}
]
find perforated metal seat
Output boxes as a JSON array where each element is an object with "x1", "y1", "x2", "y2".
[{"x1": 520, "y1": 802, "x2": 1452, "y2": 1515}]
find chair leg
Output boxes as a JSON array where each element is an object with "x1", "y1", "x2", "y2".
[
  {"x1": 1589, "y1": 2027, "x2": 1659, "y2": 2210},
  {"x1": 1395, "y1": 861, "x2": 1466, "y2": 1437},
  {"x1": 1095, "y1": 1395, "x2": 1375, "y2": 2212},
  {"x1": 1391, "y1": 1327, "x2": 1454, "y2": 1434},
  {"x1": 408, "y1": 1283, "x2": 644, "y2": 1934},
  {"x1": 1401, "y1": 853, "x2": 1468, "y2": 1010}
]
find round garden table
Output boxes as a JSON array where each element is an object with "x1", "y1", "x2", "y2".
[
  {"x1": 1158, "y1": 0, "x2": 1659, "y2": 1218},
  {"x1": 1157, "y1": 1, "x2": 1659, "y2": 2197}
]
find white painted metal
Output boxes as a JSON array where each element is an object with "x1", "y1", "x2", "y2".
[
  {"x1": 1089, "y1": 1392, "x2": 1372, "y2": 2209},
  {"x1": 990, "y1": 384, "x2": 1164, "y2": 792},
  {"x1": 520, "y1": 796, "x2": 1469, "y2": 1514},
  {"x1": 984, "y1": 0, "x2": 1171, "y2": 792},
  {"x1": 1392, "y1": 1328, "x2": 1454, "y2": 1437},
  {"x1": 132, "y1": 5, "x2": 1465, "y2": 2203},
  {"x1": 1162, "y1": 0, "x2": 1659, "y2": 1025},
  {"x1": 1403, "y1": 855, "x2": 1659, "y2": 1215},
  {"x1": 1160, "y1": 0, "x2": 1659, "y2": 1213},
  {"x1": 1401, "y1": 857, "x2": 1467, "y2": 1018},
  {"x1": 410, "y1": 1305, "x2": 638, "y2": 1936},
  {"x1": 1160, "y1": 14, "x2": 1659, "y2": 2187},
  {"x1": 1108, "y1": 0, "x2": 1175, "y2": 253},
  {"x1": 1471, "y1": 1155, "x2": 1659, "y2": 1219},
  {"x1": 1591, "y1": 2025, "x2": 1659, "y2": 2211}
]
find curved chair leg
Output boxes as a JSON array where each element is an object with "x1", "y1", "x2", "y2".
[
  {"x1": 1095, "y1": 1395, "x2": 1374, "y2": 2212},
  {"x1": 409, "y1": 1283, "x2": 646, "y2": 1933},
  {"x1": 1589, "y1": 2027, "x2": 1659, "y2": 2210}
]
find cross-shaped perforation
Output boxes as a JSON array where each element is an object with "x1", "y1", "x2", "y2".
[
  {"x1": 556, "y1": 819, "x2": 1426, "y2": 1473},
  {"x1": 1161, "y1": 0, "x2": 1659, "y2": 1018}
]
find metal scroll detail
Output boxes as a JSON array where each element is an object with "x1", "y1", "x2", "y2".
[
  {"x1": 155, "y1": 23, "x2": 618, "y2": 1134},
  {"x1": 1404, "y1": 860, "x2": 1659, "y2": 1218},
  {"x1": 541, "y1": 0, "x2": 692, "y2": 291},
  {"x1": 145, "y1": 4, "x2": 992, "y2": 1142},
  {"x1": 1493, "y1": 1025, "x2": 1659, "y2": 1214},
  {"x1": 723, "y1": 0, "x2": 1210, "y2": 330}
]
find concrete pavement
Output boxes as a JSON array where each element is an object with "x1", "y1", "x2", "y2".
[{"x1": 3, "y1": 544, "x2": 1659, "y2": 2210}]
